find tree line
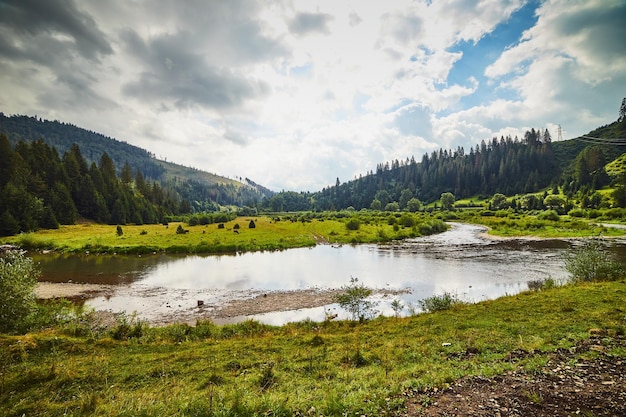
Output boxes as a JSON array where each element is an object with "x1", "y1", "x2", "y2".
[
  {"x1": 261, "y1": 120, "x2": 626, "y2": 213},
  {"x1": 0, "y1": 135, "x2": 189, "y2": 236}
]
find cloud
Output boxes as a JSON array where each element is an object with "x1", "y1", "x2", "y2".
[
  {"x1": 0, "y1": 0, "x2": 112, "y2": 63},
  {"x1": 288, "y1": 12, "x2": 334, "y2": 36},
  {"x1": 120, "y1": 29, "x2": 270, "y2": 111},
  {"x1": 0, "y1": 0, "x2": 624, "y2": 192}
]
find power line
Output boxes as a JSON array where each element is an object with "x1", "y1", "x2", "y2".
[{"x1": 572, "y1": 135, "x2": 626, "y2": 145}]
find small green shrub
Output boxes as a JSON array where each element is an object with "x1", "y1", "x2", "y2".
[
  {"x1": 110, "y1": 312, "x2": 149, "y2": 340},
  {"x1": 346, "y1": 218, "x2": 361, "y2": 231},
  {"x1": 537, "y1": 210, "x2": 560, "y2": 221},
  {"x1": 568, "y1": 208, "x2": 585, "y2": 218},
  {"x1": 563, "y1": 240, "x2": 624, "y2": 283},
  {"x1": 333, "y1": 277, "x2": 378, "y2": 321},
  {"x1": 418, "y1": 292, "x2": 463, "y2": 313},
  {"x1": 0, "y1": 250, "x2": 39, "y2": 333}
]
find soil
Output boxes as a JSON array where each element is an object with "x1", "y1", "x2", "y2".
[
  {"x1": 403, "y1": 335, "x2": 626, "y2": 417},
  {"x1": 35, "y1": 282, "x2": 116, "y2": 300}
]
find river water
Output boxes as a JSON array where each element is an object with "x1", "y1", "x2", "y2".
[{"x1": 32, "y1": 223, "x2": 626, "y2": 325}]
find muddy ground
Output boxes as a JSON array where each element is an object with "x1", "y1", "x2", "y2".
[{"x1": 403, "y1": 335, "x2": 626, "y2": 416}]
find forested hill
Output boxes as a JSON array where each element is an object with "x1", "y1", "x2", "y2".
[
  {"x1": 261, "y1": 117, "x2": 626, "y2": 212},
  {"x1": 0, "y1": 113, "x2": 273, "y2": 210}
]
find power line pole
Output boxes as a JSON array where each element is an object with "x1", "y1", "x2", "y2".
[{"x1": 557, "y1": 124, "x2": 563, "y2": 141}]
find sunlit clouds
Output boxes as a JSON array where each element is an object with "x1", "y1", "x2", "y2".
[{"x1": 0, "y1": 0, "x2": 624, "y2": 191}]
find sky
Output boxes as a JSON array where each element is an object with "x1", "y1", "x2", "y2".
[{"x1": 1, "y1": 0, "x2": 625, "y2": 192}]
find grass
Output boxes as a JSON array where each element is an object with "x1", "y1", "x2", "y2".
[
  {"x1": 456, "y1": 210, "x2": 626, "y2": 238},
  {"x1": 0, "y1": 213, "x2": 447, "y2": 254},
  {"x1": 1, "y1": 280, "x2": 625, "y2": 416}
]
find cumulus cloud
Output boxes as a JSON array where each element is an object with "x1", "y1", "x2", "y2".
[
  {"x1": 0, "y1": 0, "x2": 623, "y2": 191},
  {"x1": 288, "y1": 12, "x2": 334, "y2": 36}
]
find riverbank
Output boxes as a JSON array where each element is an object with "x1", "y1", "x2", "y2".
[
  {"x1": 35, "y1": 281, "x2": 408, "y2": 326},
  {"x1": 4, "y1": 280, "x2": 626, "y2": 416}
]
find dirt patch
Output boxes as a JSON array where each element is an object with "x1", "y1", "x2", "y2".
[
  {"x1": 35, "y1": 282, "x2": 115, "y2": 300},
  {"x1": 204, "y1": 288, "x2": 406, "y2": 320},
  {"x1": 404, "y1": 335, "x2": 626, "y2": 416},
  {"x1": 207, "y1": 288, "x2": 340, "y2": 319}
]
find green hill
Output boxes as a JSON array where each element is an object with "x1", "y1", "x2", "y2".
[{"x1": 0, "y1": 113, "x2": 273, "y2": 209}]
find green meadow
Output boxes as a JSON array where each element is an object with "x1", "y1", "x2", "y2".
[
  {"x1": 1, "y1": 280, "x2": 625, "y2": 416},
  {"x1": 2, "y1": 212, "x2": 448, "y2": 254}
]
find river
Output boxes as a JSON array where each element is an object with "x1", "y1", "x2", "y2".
[{"x1": 32, "y1": 223, "x2": 626, "y2": 325}]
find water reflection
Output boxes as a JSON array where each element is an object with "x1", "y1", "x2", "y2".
[{"x1": 32, "y1": 223, "x2": 626, "y2": 325}]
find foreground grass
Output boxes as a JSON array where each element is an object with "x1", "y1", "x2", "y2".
[
  {"x1": 1, "y1": 213, "x2": 447, "y2": 254},
  {"x1": 1, "y1": 281, "x2": 625, "y2": 416}
]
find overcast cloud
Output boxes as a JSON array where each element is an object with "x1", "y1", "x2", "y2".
[{"x1": 1, "y1": 0, "x2": 624, "y2": 191}]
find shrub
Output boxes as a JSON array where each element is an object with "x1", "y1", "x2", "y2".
[
  {"x1": 568, "y1": 208, "x2": 585, "y2": 218},
  {"x1": 563, "y1": 240, "x2": 624, "y2": 283},
  {"x1": 332, "y1": 277, "x2": 378, "y2": 322},
  {"x1": 418, "y1": 292, "x2": 463, "y2": 313},
  {"x1": 399, "y1": 213, "x2": 415, "y2": 228},
  {"x1": 345, "y1": 218, "x2": 361, "y2": 231},
  {"x1": 537, "y1": 210, "x2": 560, "y2": 221},
  {"x1": 0, "y1": 250, "x2": 39, "y2": 333},
  {"x1": 116, "y1": 225, "x2": 123, "y2": 236}
]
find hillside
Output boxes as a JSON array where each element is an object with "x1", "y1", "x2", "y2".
[
  {"x1": 0, "y1": 113, "x2": 273, "y2": 209},
  {"x1": 259, "y1": 118, "x2": 626, "y2": 212}
]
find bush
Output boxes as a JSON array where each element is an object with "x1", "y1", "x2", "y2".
[
  {"x1": 537, "y1": 210, "x2": 560, "y2": 221},
  {"x1": 399, "y1": 213, "x2": 416, "y2": 228},
  {"x1": 568, "y1": 208, "x2": 585, "y2": 218},
  {"x1": 418, "y1": 292, "x2": 463, "y2": 313},
  {"x1": 0, "y1": 250, "x2": 39, "y2": 333},
  {"x1": 332, "y1": 277, "x2": 378, "y2": 321},
  {"x1": 564, "y1": 240, "x2": 624, "y2": 283},
  {"x1": 345, "y1": 218, "x2": 361, "y2": 231}
]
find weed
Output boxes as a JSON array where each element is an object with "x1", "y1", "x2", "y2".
[
  {"x1": 523, "y1": 389, "x2": 543, "y2": 404},
  {"x1": 527, "y1": 277, "x2": 558, "y2": 291},
  {"x1": 110, "y1": 312, "x2": 148, "y2": 340},
  {"x1": 258, "y1": 362, "x2": 277, "y2": 390}
]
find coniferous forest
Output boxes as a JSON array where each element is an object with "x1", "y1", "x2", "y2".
[{"x1": 0, "y1": 134, "x2": 180, "y2": 235}]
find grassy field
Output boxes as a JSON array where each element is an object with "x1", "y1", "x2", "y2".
[
  {"x1": 452, "y1": 210, "x2": 626, "y2": 238},
  {"x1": 0, "y1": 213, "x2": 447, "y2": 254},
  {"x1": 1, "y1": 280, "x2": 625, "y2": 416}
]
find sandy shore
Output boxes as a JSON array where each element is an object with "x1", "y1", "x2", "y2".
[
  {"x1": 35, "y1": 282, "x2": 407, "y2": 326},
  {"x1": 35, "y1": 282, "x2": 116, "y2": 299}
]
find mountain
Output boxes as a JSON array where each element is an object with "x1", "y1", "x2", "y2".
[{"x1": 0, "y1": 113, "x2": 273, "y2": 210}]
